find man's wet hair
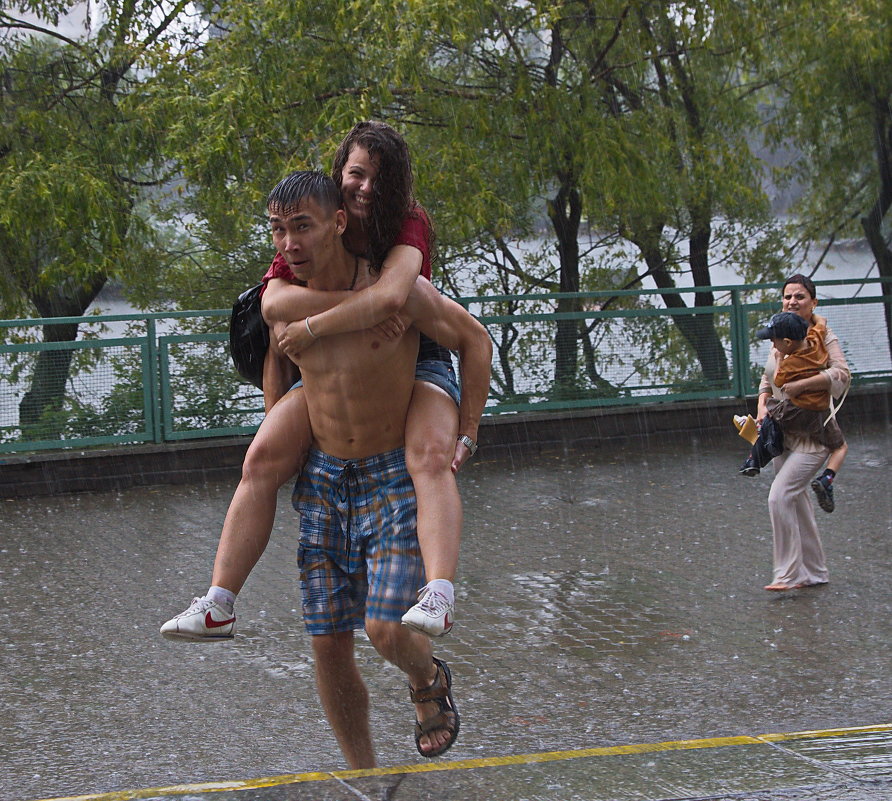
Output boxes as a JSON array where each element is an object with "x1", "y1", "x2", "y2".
[
  {"x1": 783, "y1": 273, "x2": 817, "y2": 299},
  {"x1": 267, "y1": 171, "x2": 342, "y2": 213},
  {"x1": 331, "y1": 121, "x2": 416, "y2": 273}
]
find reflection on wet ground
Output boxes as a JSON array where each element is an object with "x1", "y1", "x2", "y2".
[{"x1": 1, "y1": 423, "x2": 890, "y2": 801}]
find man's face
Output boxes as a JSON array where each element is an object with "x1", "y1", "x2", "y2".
[{"x1": 268, "y1": 198, "x2": 345, "y2": 282}]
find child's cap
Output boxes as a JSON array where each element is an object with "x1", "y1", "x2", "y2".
[{"x1": 757, "y1": 311, "x2": 809, "y2": 341}]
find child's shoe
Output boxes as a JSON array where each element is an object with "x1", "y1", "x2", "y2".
[
  {"x1": 810, "y1": 473, "x2": 835, "y2": 513},
  {"x1": 739, "y1": 457, "x2": 760, "y2": 477}
]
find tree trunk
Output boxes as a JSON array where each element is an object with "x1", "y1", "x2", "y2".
[
  {"x1": 860, "y1": 103, "x2": 892, "y2": 361},
  {"x1": 19, "y1": 322, "x2": 79, "y2": 430},
  {"x1": 637, "y1": 234, "x2": 729, "y2": 385},
  {"x1": 19, "y1": 276, "x2": 107, "y2": 433},
  {"x1": 861, "y1": 206, "x2": 892, "y2": 362},
  {"x1": 548, "y1": 177, "x2": 582, "y2": 393}
]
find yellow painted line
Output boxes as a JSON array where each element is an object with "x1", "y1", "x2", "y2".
[
  {"x1": 756, "y1": 722, "x2": 892, "y2": 743},
  {"x1": 30, "y1": 723, "x2": 892, "y2": 801}
]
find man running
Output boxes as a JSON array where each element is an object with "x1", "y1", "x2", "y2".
[{"x1": 264, "y1": 171, "x2": 491, "y2": 764}]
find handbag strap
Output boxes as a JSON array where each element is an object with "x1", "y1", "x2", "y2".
[{"x1": 824, "y1": 381, "x2": 850, "y2": 426}]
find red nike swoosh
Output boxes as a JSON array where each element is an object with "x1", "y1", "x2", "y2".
[{"x1": 205, "y1": 612, "x2": 236, "y2": 628}]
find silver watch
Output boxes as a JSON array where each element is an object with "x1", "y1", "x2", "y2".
[{"x1": 457, "y1": 434, "x2": 478, "y2": 456}]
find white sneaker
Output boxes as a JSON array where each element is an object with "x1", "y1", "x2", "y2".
[
  {"x1": 401, "y1": 587, "x2": 454, "y2": 638},
  {"x1": 160, "y1": 597, "x2": 236, "y2": 641}
]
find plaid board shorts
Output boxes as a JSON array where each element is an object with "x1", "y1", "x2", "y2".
[{"x1": 292, "y1": 447, "x2": 424, "y2": 635}]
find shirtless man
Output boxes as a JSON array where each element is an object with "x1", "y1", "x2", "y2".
[{"x1": 263, "y1": 171, "x2": 492, "y2": 765}]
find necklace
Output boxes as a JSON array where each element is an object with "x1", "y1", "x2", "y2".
[{"x1": 347, "y1": 254, "x2": 359, "y2": 290}]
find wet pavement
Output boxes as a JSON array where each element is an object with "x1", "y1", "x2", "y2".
[{"x1": 1, "y1": 420, "x2": 890, "y2": 801}]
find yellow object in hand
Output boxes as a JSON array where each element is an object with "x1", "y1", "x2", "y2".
[{"x1": 733, "y1": 414, "x2": 759, "y2": 445}]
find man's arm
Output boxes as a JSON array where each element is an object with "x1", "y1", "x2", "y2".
[
  {"x1": 261, "y1": 334, "x2": 298, "y2": 413},
  {"x1": 403, "y1": 277, "x2": 492, "y2": 457}
]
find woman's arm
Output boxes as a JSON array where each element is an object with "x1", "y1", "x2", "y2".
[
  {"x1": 756, "y1": 348, "x2": 778, "y2": 422},
  {"x1": 267, "y1": 247, "x2": 423, "y2": 357},
  {"x1": 261, "y1": 278, "x2": 353, "y2": 325},
  {"x1": 756, "y1": 390, "x2": 771, "y2": 423},
  {"x1": 301, "y1": 244, "x2": 422, "y2": 338},
  {"x1": 262, "y1": 245, "x2": 422, "y2": 334}
]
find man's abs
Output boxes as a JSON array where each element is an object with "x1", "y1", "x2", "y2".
[{"x1": 298, "y1": 329, "x2": 419, "y2": 459}]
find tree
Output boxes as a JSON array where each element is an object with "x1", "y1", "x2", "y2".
[
  {"x1": 0, "y1": 1, "x2": 199, "y2": 430},
  {"x1": 767, "y1": 0, "x2": 892, "y2": 358},
  {"x1": 405, "y1": 1, "x2": 784, "y2": 390},
  {"x1": 151, "y1": 1, "x2": 785, "y2": 401}
]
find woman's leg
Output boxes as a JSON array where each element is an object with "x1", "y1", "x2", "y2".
[
  {"x1": 400, "y1": 378, "x2": 462, "y2": 637},
  {"x1": 404, "y1": 381, "x2": 462, "y2": 582},
  {"x1": 210, "y1": 386, "x2": 312, "y2": 592},
  {"x1": 161, "y1": 387, "x2": 312, "y2": 639},
  {"x1": 766, "y1": 448, "x2": 829, "y2": 588}
]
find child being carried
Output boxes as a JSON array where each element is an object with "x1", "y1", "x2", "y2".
[{"x1": 739, "y1": 311, "x2": 845, "y2": 483}]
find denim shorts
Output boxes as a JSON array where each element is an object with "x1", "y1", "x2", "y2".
[
  {"x1": 293, "y1": 447, "x2": 424, "y2": 635},
  {"x1": 415, "y1": 359, "x2": 461, "y2": 407}
]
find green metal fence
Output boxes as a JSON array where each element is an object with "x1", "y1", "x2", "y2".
[{"x1": 2, "y1": 279, "x2": 890, "y2": 454}]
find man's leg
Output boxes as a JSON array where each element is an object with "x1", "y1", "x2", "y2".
[
  {"x1": 311, "y1": 631, "x2": 376, "y2": 769},
  {"x1": 365, "y1": 619, "x2": 455, "y2": 755},
  {"x1": 360, "y1": 448, "x2": 459, "y2": 756}
]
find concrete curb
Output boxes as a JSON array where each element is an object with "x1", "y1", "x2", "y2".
[{"x1": 1, "y1": 387, "x2": 889, "y2": 498}]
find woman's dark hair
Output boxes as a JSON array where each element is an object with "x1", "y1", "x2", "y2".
[
  {"x1": 331, "y1": 121, "x2": 417, "y2": 273},
  {"x1": 782, "y1": 273, "x2": 817, "y2": 299}
]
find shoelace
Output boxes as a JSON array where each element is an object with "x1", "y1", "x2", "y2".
[
  {"x1": 176, "y1": 597, "x2": 212, "y2": 618},
  {"x1": 416, "y1": 589, "x2": 450, "y2": 616}
]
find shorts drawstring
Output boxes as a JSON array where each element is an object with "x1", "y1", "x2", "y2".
[{"x1": 336, "y1": 461, "x2": 357, "y2": 561}]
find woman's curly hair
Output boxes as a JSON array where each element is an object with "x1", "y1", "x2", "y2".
[{"x1": 331, "y1": 121, "x2": 419, "y2": 274}]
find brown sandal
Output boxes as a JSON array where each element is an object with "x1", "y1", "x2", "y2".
[{"x1": 409, "y1": 657, "x2": 460, "y2": 757}]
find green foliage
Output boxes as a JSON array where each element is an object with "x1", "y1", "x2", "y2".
[
  {"x1": 164, "y1": 341, "x2": 253, "y2": 431},
  {"x1": 0, "y1": 6, "x2": 190, "y2": 317},
  {"x1": 5, "y1": 0, "x2": 888, "y2": 423},
  {"x1": 61, "y1": 346, "x2": 148, "y2": 440},
  {"x1": 767, "y1": 0, "x2": 892, "y2": 241}
]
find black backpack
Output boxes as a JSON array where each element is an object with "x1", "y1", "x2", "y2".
[{"x1": 229, "y1": 283, "x2": 269, "y2": 389}]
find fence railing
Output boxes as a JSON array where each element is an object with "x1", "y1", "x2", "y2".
[{"x1": 2, "y1": 279, "x2": 890, "y2": 454}]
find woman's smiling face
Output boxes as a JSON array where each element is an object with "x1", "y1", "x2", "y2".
[{"x1": 339, "y1": 145, "x2": 379, "y2": 225}]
